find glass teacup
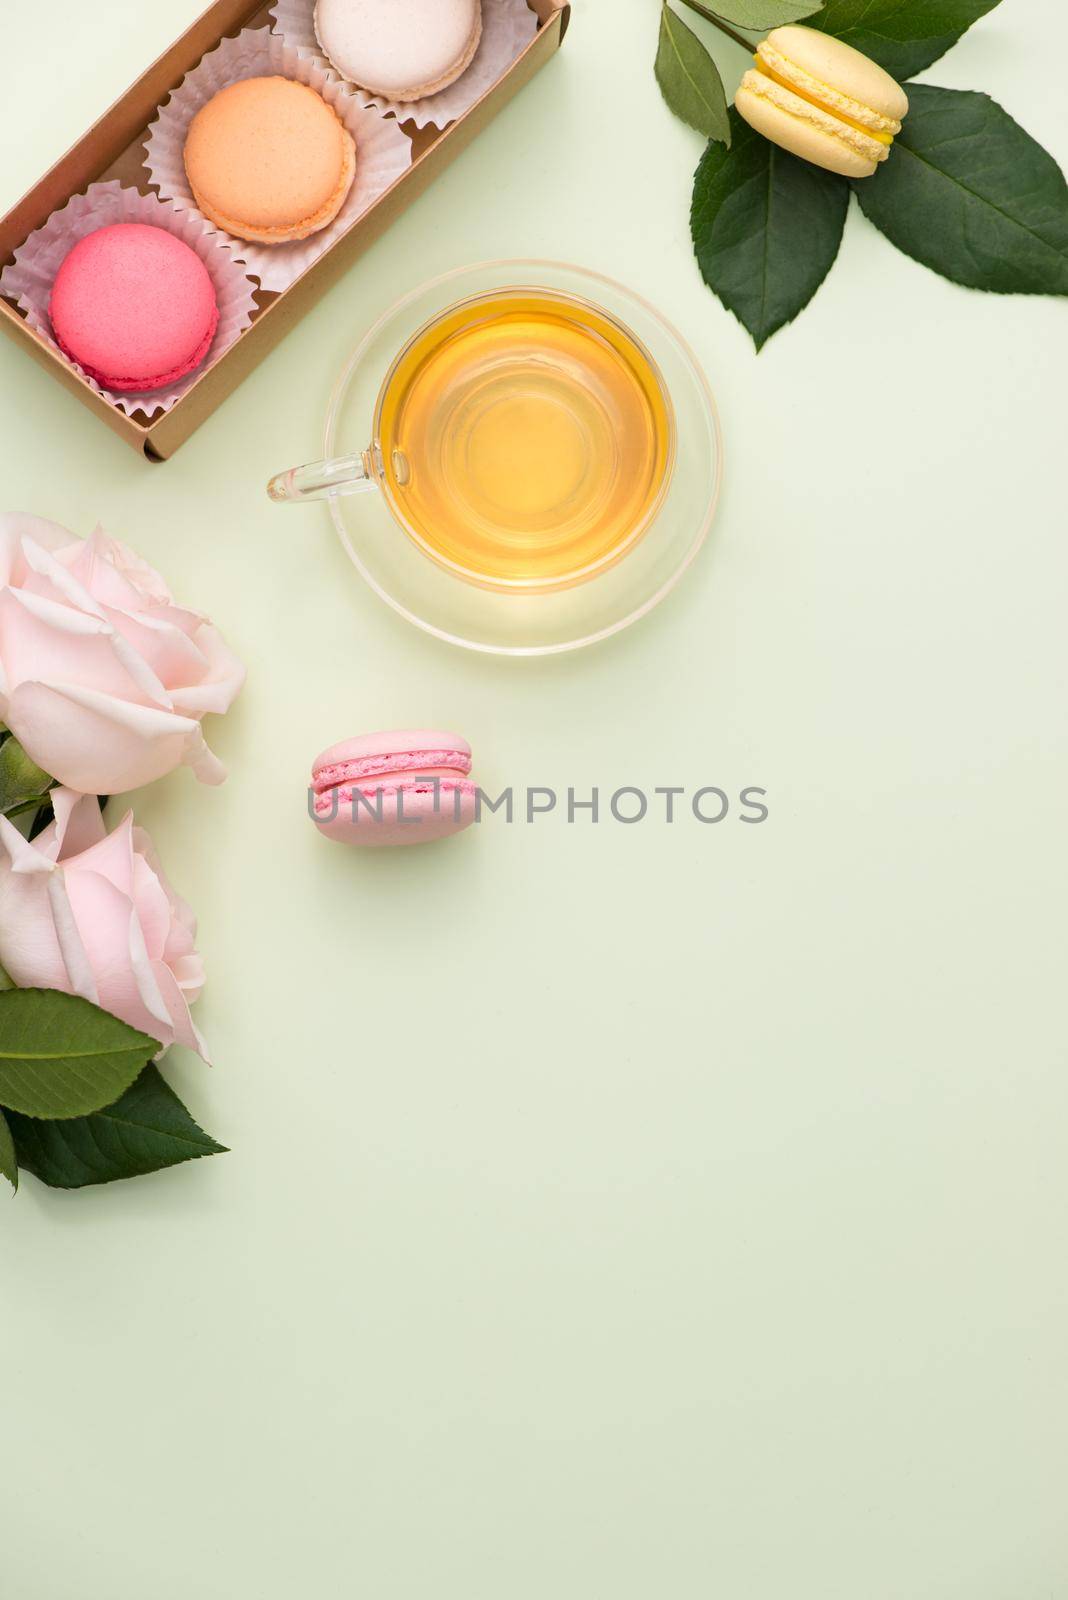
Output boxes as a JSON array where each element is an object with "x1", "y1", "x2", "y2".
[
  {"x1": 267, "y1": 261, "x2": 722, "y2": 654},
  {"x1": 269, "y1": 284, "x2": 677, "y2": 594}
]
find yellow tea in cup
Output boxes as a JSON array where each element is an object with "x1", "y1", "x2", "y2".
[{"x1": 374, "y1": 289, "x2": 675, "y2": 590}]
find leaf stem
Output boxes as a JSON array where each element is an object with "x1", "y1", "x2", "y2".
[{"x1": 677, "y1": 0, "x2": 754, "y2": 52}]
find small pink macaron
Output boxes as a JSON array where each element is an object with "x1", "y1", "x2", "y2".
[
  {"x1": 49, "y1": 223, "x2": 219, "y2": 392},
  {"x1": 311, "y1": 729, "x2": 479, "y2": 847}
]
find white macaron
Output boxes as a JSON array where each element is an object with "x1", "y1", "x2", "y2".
[{"x1": 314, "y1": 0, "x2": 483, "y2": 101}]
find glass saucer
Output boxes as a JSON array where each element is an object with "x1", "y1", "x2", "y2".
[{"x1": 323, "y1": 259, "x2": 722, "y2": 656}]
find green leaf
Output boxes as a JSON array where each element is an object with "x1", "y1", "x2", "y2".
[
  {"x1": 701, "y1": 0, "x2": 823, "y2": 28},
  {"x1": 856, "y1": 86, "x2": 1068, "y2": 297},
  {"x1": 0, "y1": 736, "x2": 52, "y2": 816},
  {"x1": 691, "y1": 109, "x2": 850, "y2": 348},
  {"x1": 0, "y1": 1109, "x2": 17, "y2": 1193},
  {"x1": 809, "y1": 0, "x2": 1001, "y2": 80},
  {"x1": 0, "y1": 989, "x2": 156, "y2": 1119},
  {"x1": 656, "y1": 6, "x2": 731, "y2": 143},
  {"x1": 7, "y1": 1065, "x2": 226, "y2": 1190}
]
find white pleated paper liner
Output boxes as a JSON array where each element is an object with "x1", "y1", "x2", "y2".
[
  {"x1": 0, "y1": 181, "x2": 258, "y2": 419},
  {"x1": 143, "y1": 27, "x2": 412, "y2": 294},
  {"x1": 268, "y1": 0, "x2": 539, "y2": 130}
]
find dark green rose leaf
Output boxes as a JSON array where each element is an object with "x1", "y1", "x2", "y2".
[
  {"x1": 856, "y1": 86, "x2": 1068, "y2": 296},
  {"x1": 702, "y1": 0, "x2": 823, "y2": 27},
  {"x1": 0, "y1": 736, "x2": 52, "y2": 816},
  {"x1": 0, "y1": 1109, "x2": 17, "y2": 1193},
  {"x1": 8, "y1": 1065, "x2": 227, "y2": 1190},
  {"x1": 656, "y1": 5, "x2": 731, "y2": 143},
  {"x1": 691, "y1": 109, "x2": 850, "y2": 348},
  {"x1": 809, "y1": 0, "x2": 1002, "y2": 80},
  {"x1": 0, "y1": 989, "x2": 156, "y2": 1119}
]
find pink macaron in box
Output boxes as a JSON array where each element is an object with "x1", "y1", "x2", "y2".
[
  {"x1": 0, "y1": 181, "x2": 258, "y2": 419},
  {"x1": 311, "y1": 729, "x2": 479, "y2": 846},
  {"x1": 49, "y1": 223, "x2": 219, "y2": 392}
]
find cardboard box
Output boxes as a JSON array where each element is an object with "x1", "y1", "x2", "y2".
[{"x1": 0, "y1": 0, "x2": 569, "y2": 461}]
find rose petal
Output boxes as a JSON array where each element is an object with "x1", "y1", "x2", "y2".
[
  {"x1": 0, "y1": 818, "x2": 98, "y2": 1001},
  {"x1": 45, "y1": 868, "x2": 100, "y2": 1003},
  {"x1": 65, "y1": 808, "x2": 138, "y2": 897},
  {"x1": 100, "y1": 604, "x2": 209, "y2": 691},
  {"x1": 150, "y1": 958, "x2": 209, "y2": 1060},
  {"x1": 182, "y1": 724, "x2": 227, "y2": 786},
  {"x1": 131, "y1": 847, "x2": 175, "y2": 961},
  {"x1": 132, "y1": 824, "x2": 201, "y2": 984},
  {"x1": 0, "y1": 842, "x2": 70, "y2": 991},
  {"x1": 0, "y1": 515, "x2": 75, "y2": 587},
  {"x1": 61, "y1": 526, "x2": 174, "y2": 608},
  {"x1": 168, "y1": 622, "x2": 246, "y2": 716},
  {"x1": 50, "y1": 787, "x2": 108, "y2": 859},
  {"x1": 5, "y1": 679, "x2": 218, "y2": 793},
  {"x1": 0, "y1": 811, "x2": 52, "y2": 874},
  {"x1": 0, "y1": 588, "x2": 160, "y2": 707},
  {"x1": 62, "y1": 865, "x2": 174, "y2": 1043},
  {"x1": 19, "y1": 532, "x2": 108, "y2": 621}
]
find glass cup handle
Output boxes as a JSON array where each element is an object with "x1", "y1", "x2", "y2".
[{"x1": 267, "y1": 449, "x2": 374, "y2": 504}]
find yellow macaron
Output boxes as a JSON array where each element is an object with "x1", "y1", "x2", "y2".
[{"x1": 735, "y1": 26, "x2": 908, "y2": 179}]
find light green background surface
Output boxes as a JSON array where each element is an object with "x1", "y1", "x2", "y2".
[{"x1": 2, "y1": 2, "x2": 1066, "y2": 1595}]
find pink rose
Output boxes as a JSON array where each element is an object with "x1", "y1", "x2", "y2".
[
  {"x1": 0, "y1": 513, "x2": 244, "y2": 794},
  {"x1": 0, "y1": 789, "x2": 208, "y2": 1059}
]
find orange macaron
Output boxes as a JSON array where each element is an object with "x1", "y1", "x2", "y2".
[{"x1": 183, "y1": 76, "x2": 356, "y2": 244}]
